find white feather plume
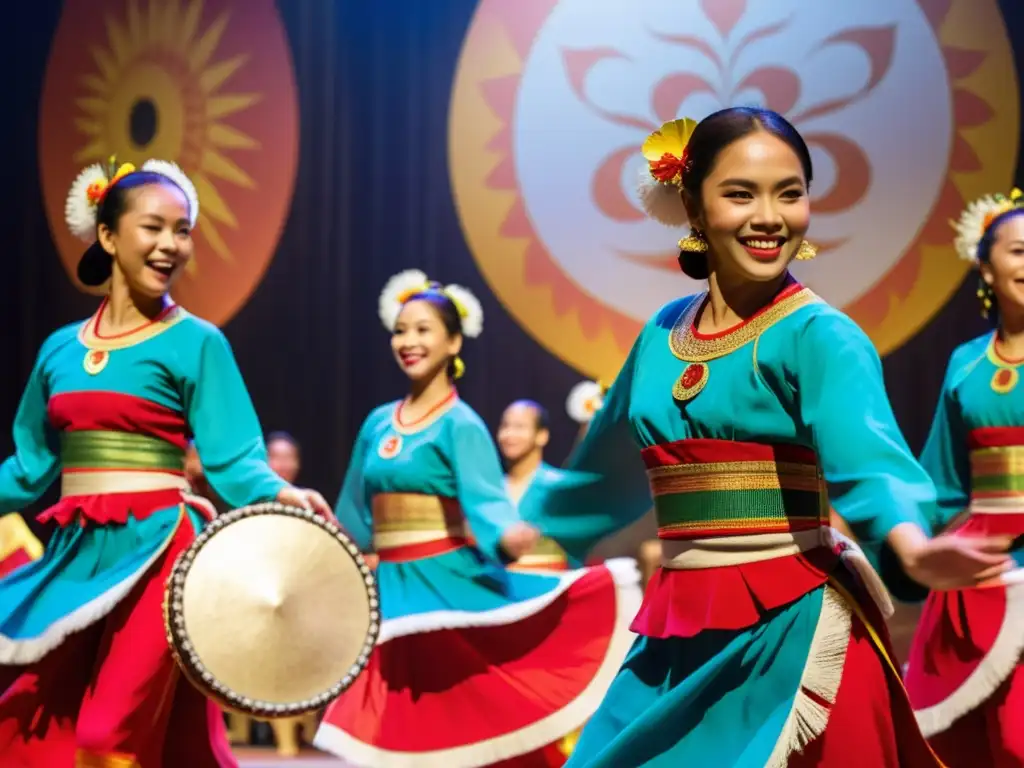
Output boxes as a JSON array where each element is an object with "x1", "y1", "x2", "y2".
[
  {"x1": 566, "y1": 380, "x2": 603, "y2": 423},
  {"x1": 142, "y1": 159, "x2": 200, "y2": 227},
  {"x1": 378, "y1": 269, "x2": 429, "y2": 330},
  {"x1": 64, "y1": 163, "x2": 108, "y2": 241},
  {"x1": 636, "y1": 167, "x2": 690, "y2": 227},
  {"x1": 443, "y1": 283, "x2": 484, "y2": 338}
]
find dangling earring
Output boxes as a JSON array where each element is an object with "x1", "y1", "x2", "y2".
[
  {"x1": 977, "y1": 279, "x2": 995, "y2": 319},
  {"x1": 678, "y1": 228, "x2": 708, "y2": 253},
  {"x1": 795, "y1": 240, "x2": 818, "y2": 261},
  {"x1": 452, "y1": 356, "x2": 466, "y2": 380}
]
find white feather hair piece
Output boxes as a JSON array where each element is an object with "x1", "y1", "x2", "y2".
[
  {"x1": 378, "y1": 269, "x2": 430, "y2": 331},
  {"x1": 65, "y1": 163, "x2": 109, "y2": 241},
  {"x1": 636, "y1": 167, "x2": 690, "y2": 227},
  {"x1": 442, "y1": 283, "x2": 484, "y2": 338},
  {"x1": 142, "y1": 159, "x2": 200, "y2": 227},
  {"x1": 566, "y1": 380, "x2": 604, "y2": 423}
]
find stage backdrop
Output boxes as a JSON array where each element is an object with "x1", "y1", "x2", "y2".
[{"x1": 3, "y1": 0, "x2": 1023, "y2": 654}]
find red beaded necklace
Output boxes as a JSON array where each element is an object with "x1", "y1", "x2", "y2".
[{"x1": 395, "y1": 388, "x2": 457, "y2": 429}]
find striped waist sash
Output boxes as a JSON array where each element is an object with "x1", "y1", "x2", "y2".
[
  {"x1": 372, "y1": 493, "x2": 468, "y2": 560},
  {"x1": 60, "y1": 430, "x2": 187, "y2": 497},
  {"x1": 512, "y1": 536, "x2": 568, "y2": 570},
  {"x1": 642, "y1": 438, "x2": 829, "y2": 569},
  {"x1": 969, "y1": 428, "x2": 1024, "y2": 514}
]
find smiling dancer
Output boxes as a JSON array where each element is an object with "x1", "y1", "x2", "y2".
[
  {"x1": 517, "y1": 107, "x2": 1012, "y2": 766},
  {"x1": 904, "y1": 189, "x2": 1024, "y2": 767},
  {"x1": 315, "y1": 270, "x2": 640, "y2": 767},
  {"x1": 0, "y1": 158, "x2": 331, "y2": 767}
]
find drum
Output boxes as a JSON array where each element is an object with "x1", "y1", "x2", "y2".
[{"x1": 163, "y1": 502, "x2": 379, "y2": 718}]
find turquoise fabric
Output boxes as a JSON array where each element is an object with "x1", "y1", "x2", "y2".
[
  {"x1": 519, "y1": 288, "x2": 936, "y2": 594},
  {"x1": 335, "y1": 400, "x2": 565, "y2": 621},
  {"x1": 567, "y1": 588, "x2": 823, "y2": 767},
  {"x1": 0, "y1": 505, "x2": 205, "y2": 640},
  {"x1": 513, "y1": 462, "x2": 583, "y2": 569}
]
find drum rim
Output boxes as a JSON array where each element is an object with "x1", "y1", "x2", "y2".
[{"x1": 162, "y1": 501, "x2": 380, "y2": 717}]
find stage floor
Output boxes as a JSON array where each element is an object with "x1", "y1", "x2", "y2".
[{"x1": 235, "y1": 747, "x2": 347, "y2": 767}]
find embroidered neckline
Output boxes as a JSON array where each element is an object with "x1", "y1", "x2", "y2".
[
  {"x1": 79, "y1": 298, "x2": 185, "y2": 351},
  {"x1": 391, "y1": 390, "x2": 459, "y2": 435},
  {"x1": 988, "y1": 334, "x2": 1024, "y2": 368},
  {"x1": 669, "y1": 284, "x2": 820, "y2": 362}
]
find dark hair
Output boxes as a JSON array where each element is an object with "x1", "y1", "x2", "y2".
[
  {"x1": 266, "y1": 431, "x2": 300, "y2": 453},
  {"x1": 678, "y1": 107, "x2": 814, "y2": 280},
  {"x1": 977, "y1": 207, "x2": 1024, "y2": 327},
  {"x1": 77, "y1": 171, "x2": 189, "y2": 286},
  {"x1": 511, "y1": 399, "x2": 550, "y2": 431},
  {"x1": 401, "y1": 287, "x2": 464, "y2": 379}
]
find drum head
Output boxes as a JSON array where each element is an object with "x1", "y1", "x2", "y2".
[{"x1": 164, "y1": 502, "x2": 379, "y2": 717}]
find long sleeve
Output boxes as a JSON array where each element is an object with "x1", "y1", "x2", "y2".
[
  {"x1": 185, "y1": 331, "x2": 286, "y2": 510},
  {"x1": 516, "y1": 329, "x2": 653, "y2": 563},
  {"x1": 334, "y1": 416, "x2": 375, "y2": 552},
  {"x1": 449, "y1": 413, "x2": 521, "y2": 563},
  {"x1": 917, "y1": 357, "x2": 971, "y2": 534},
  {"x1": 0, "y1": 338, "x2": 61, "y2": 514},
  {"x1": 794, "y1": 311, "x2": 934, "y2": 600}
]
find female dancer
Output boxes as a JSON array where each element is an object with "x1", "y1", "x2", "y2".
[
  {"x1": 0, "y1": 158, "x2": 330, "y2": 767},
  {"x1": 904, "y1": 189, "x2": 1024, "y2": 766},
  {"x1": 517, "y1": 106, "x2": 1012, "y2": 766},
  {"x1": 314, "y1": 269, "x2": 641, "y2": 767}
]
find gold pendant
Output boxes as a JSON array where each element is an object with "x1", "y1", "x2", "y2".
[
  {"x1": 672, "y1": 362, "x2": 709, "y2": 402},
  {"x1": 991, "y1": 367, "x2": 1019, "y2": 394},
  {"x1": 83, "y1": 348, "x2": 109, "y2": 375},
  {"x1": 377, "y1": 434, "x2": 403, "y2": 459}
]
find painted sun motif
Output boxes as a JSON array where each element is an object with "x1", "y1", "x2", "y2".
[
  {"x1": 449, "y1": 0, "x2": 1019, "y2": 382},
  {"x1": 39, "y1": 0, "x2": 299, "y2": 326}
]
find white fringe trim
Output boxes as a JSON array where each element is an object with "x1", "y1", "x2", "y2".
[
  {"x1": 0, "y1": 511, "x2": 185, "y2": 665},
  {"x1": 313, "y1": 558, "x2": 643, "y2": 768},
  {"x1": 377, "y1": 559, "x2": 640, "y2": 644},
  {"x1": 765, "y1": 585, "x2": 852, "y2": 768},
  {"x1": 914, "y1": 581, "x2": 1024, "y2": 737}
]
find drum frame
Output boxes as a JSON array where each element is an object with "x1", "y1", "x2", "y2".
[{"x1": 163, "y1": 501, "x2": 380, "y2": 717}]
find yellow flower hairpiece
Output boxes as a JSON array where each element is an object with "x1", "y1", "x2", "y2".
[
  {"x1": 637, "y1": 117, "x2": 698, "y2": 227},
  {"x1": 953, "y1": 188, "x2": 1024, "y2": 264},
  {"x1": 378, "y1": 269, "x2": 484, "y2": 337}
]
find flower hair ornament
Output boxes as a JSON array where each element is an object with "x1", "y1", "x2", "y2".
[
  {"x1": 952, "y1": 188, "x2": 1024, "y2": 265},
  {"x1": 637, "y1": 118, "x2": 698, "y2": 227},
  {"x1": 378, "y1": 269, "x2": 485, "y2": 338},
  {"x1": 566, "y1": 380, "x2": 606, "y2": 424},
  {"x1": 65, "y1": 156, "x2": 201, "y2": 243}
]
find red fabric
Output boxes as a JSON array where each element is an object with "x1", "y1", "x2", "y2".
[
  {"x1": 377, "y1": 537, "x2": 468, "y2": 562},
  {"x1": 37, "y1": 489, "x2": 187, "y2": 527},
  {"x1": 47, "y1": 391, "x2": 188, "y2": 448},
  {"x1": 788, "y1": 612, "x2": 940, "y2": 767},
  {"x1": 641, "y1": 438, "x2": 817, "y2": 469},
  {"x1": 0, "y1": 514, "x2": 237, "y2": 768},
  {"x1": 0, "y1": 550, "x2": 32, "y2": 578},
  {"x1": 927, "y1": 663, "x2": 1024, "y2": 767},
  {"x1": 967, "y1": 427, "x2": 1024, "y2": 449},
  {"x1": 321, "y1": 566, "x2": 618, "y2": 752},
  {"x1": 904, "y1": 513, "x2": 1024, "y2": 709},
  {"x1": 631, "y1": 549, "x2": 834, "y2": 638},
  {"x1": 489, "y1": 741, "x2": 567, "y2": 767}
]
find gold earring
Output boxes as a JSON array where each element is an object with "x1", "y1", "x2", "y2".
[
  {"x1": 678, "y1": 228, "x2": 708, "y2": 254},
  {"x1": 452, "y1": 356, "x2": 466, "y2": 380},
  {"x1": 795, "y1": 240, "x2": 818, "y2": 261},
  {"x1": 977, "y1": 281, "x2": 995, "y2": 320}
]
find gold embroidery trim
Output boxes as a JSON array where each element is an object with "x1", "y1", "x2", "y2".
[
  {"x1": 78, "y1": 304, "x2": 186, "y2": 351},
  {"x1": 371, "y1": 493, "x2": 466, "y2": 535},
  {"x1": 669, "y1": 287, "x2": 821, "y2": 362},
  {"x1": 646, "y1": 460, "x2": 821, "y2": 494},
  {"x1": 659, "y1": 517, "x2": 820, "y2": 533},
  {"x1": 971, "y1": 446, "x2": 1024, "y2": 477}
]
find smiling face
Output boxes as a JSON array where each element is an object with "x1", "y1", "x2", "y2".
[
  {"x1": 497, "y1": 402, "x2": 549, "y2": 463},
  {"x1": 98, "y1": 181, "x2": 194, "y2": 300},
  {"x1": 981, "y1": 211, "x2": 1024, "y2": 318},
  {"x1": 686, "y1": 129, "x2": 810, "y2": 285},
  {"x1": 390, "y1": 298, "x2": 463, "y2": 383}
]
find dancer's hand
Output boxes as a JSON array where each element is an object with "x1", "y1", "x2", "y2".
[
  {"x1": 277, "y1": 486, "x2": 337, "y2": 524},
  {"x1": 500, "y1": 522, "x2": 540, "y2": 560},
  {"x1": 891, "y1": 523, "x2": 1013, "y2": 590}
]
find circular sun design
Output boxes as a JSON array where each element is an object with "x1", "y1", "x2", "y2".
[
  {"x1": 449, "y1": 0, "x2": 1019, "y2": 382},
  {"x1": 39, "y1": 0, "x2": 299, "y2": 326}
]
